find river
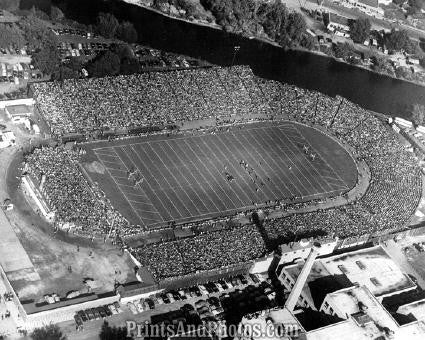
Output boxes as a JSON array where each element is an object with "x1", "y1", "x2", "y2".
[{"x1": 52, "y1": 0, "x2": 425, "y2": 118}]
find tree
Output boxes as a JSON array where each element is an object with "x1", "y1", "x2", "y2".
[
  {"x1": 371, "y1": 55, "x2": 395, "y2": 76},
  {"x1": 99, "y1": 321, "x2": 132, "y2": 340},
  {"x1": 349, "y1": 18, "x2": 371, "y2": 44},
  {"x1": 333, "y1": 42, "x2": 354, "y2": 59},
  {"x1": 110, "y1": 43, "x2": 134, "y2": 60},
  {"x1": 385, "y1": 29, "x2": 409, "y2": 51},
  {"x1": 286, "y1": 12, "x2": 306, "y2": 44},
  {"x1": 407, "y1": 0, "x2": 423, "y2": 14},
  {"x1": 116, "y1": 21, "x2": 138, "y2": 43},
  {"x1": 31, "y1": 324, "x2": 66, "y2": 340},
  {"x1": 0, "y1": 24, "x2": 26, "y2": 49},
  {"x1": 300, "y1": 34, "x2": 316, "y2": 50},
  {"x1": 411, "y1": 104, "x2": 425, "y2": 126},
  {"x1": 20, "y1": 15, "x2": 57, "y2": 51},
  {"x1": 32, "y1": 40, "x2": 60, "y2": 75},
  {"x1": 50, "y1": 6, "x2": 65, "y2": 21},
  {"x1": 96, "y1": 12, "x2": 119, "y2": 39},
  {"x1": 257, "y1": 0, "x2": 289, "y2": 41},
  {"x1": 87, "y1": 50, "x2": 121, "y2": 77},
  {"x1": 0, "y1": 0, "x2": 18, "y2": 11}
]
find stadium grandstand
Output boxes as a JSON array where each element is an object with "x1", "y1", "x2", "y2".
[{"x1": 24, "y1": 65, "x2": 422, "y2": 284}]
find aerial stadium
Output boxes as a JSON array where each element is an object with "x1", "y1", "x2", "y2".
[
  {"x1": 1, "y1": 65, "x2": 421, "y2": 330},
  {"x1": 23, "y1": 65, "x2": 421, "y2": 284}
]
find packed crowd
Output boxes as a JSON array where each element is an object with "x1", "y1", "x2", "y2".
[
  {"x1": 131, "y1": 225, "x2": 266, "y2": 281},
  {"x1": 257, "y1": 82, "x2": 422, "y2": 241},
  {"x1": 24, "y1": 147, "x2": 129, "y2": 237},
  {"x1": 25, "y1": 65, "x2": 423, "y2": 280},
  {"x1": 31, "y1": 66, "x2": 262, "y2": 136}
]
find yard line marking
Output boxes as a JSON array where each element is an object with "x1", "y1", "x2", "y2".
[
  {"x1": 197, "y1": 137, "x2": 253, "y2": 206},
  {"x1": 292, "y1": 125, "x2": 350, "y2": 190},
  {"x1": 163, "y1": 141, "x2": 220, "y2": 213},
  {"x1": 215, "y1": 133, "x2": 269, "y2": 201},
  {"x1": 182, "y1": 139, "x2": 243, "y2": 209},
  {"x1": 144, "y1": 143, "x2": 196, "y2": 217},
  {"x1": 150, "y1": 142, "x2": 206, "y2": 216},
  {"x1": 267, "y1": 128, "x2": 331, "y2": 194},
  {"x1": 118, "y1": 146, "x2": 167, "y2": 222},
  {"x1": 205, "y1": 135, "x2": 261, "y2": 202},
  {"x1": 229, "y1": 132, "x2": 285, "y2": 199},
  {"x1": 233, "y1": 131, "x2": 293, "y2": 198},
  {"x1": 240, "y1": 131, "x2": 301, "y2": 197},
  {"x1": 251, "y1": 129, "x2": 313, "y2": 196},
  {"x1": 282, "y1": 126, "x2": 349, "y2": 191},
  {"x1": 133, "y1": 144, "x2": 186, "y2": 219},
  {"x1": 171, "y1": 139, "x2": 237, "y2": 211},
  {"x1": 97, "y1": 155, "x2": 146, "y2": 227}
]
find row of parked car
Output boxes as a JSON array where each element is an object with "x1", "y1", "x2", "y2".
[
  {"x1": 73, "y1": 301, "x2": 123, "y2": 330},
  {"x1": 0, "y1": 47, "x2": 27, "y2": 56},
  {"x1": 52, "y1": 27, "x2": 96, "y2": 39},
  {"x1": 126, "y1": 274, "x2": 261, "y2": 317},
  {"x1": 0, "y1": 62, "x2": 42, "y2": 83},
  {"x1": 57, "y1": 41, "x2": 110, "y2": 60}
]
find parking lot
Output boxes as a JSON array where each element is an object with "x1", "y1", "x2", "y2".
[{"x1": 64, "y1": 273, "x2": 274, "y2": 339}]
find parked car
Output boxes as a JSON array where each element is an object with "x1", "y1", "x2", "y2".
[
  {"x1": 74, "y1": 314, "x2": 83, "y2": 328},
  {"x1": 114, "y1": 301, "x2": 123, "y2": 313},
  {"x1": 97, "y1": 306, "x2": 107, "y2": 318},
  {"x1": 77, "y1": 310, "x2": 88, "y2": 322},
  {"x1": 127, "y1": 302, "x2": 138, "y2": 315},
  {"x1": 108, "y1": 304, "x2": 118, "y2": 315},
  {"x1": 85, "y1": 309, "x2": 95, "y2": 321},
  {"x1": 198, "y1": 285, "x2": 209, "y2": 295},
  {"x1": 92, "y1": 308, "x2": 101, "y2": 320},
  {"x1": 135, "y1": 300, "x2": 144, "y2": 313}
]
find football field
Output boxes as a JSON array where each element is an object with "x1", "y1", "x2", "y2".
[{"x1": 83, "y1": 122, "x2": 357, "y2": 229}]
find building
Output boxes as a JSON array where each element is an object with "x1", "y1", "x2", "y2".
[
  {"x1": 236, "y1": 245, "x2": 425, "y2": 340},
  {"x1": 324, "y1": 12, "x2": 350, "y2": 35},
  {"x1": 0, "y1": 130, "x2": 15, "y2": 148},
  {"x1": 279, "y1": 238, "x2": 338, "y2": 265},
  {"x1": 343, "y1": 0, "x2": 385, "y2": 17},
  {"x1": 5, "y1": 104, "x2": 32, "y2": 124},
  {"x1": 278, "y1": 246, "x2": 416, "y2": 309}
]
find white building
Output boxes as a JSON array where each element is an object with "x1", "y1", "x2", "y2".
[
  {"x1": 277, "y1": 246, "x2": 416, "y2": 310},
  {"x1": 0, "y1": 130, "x2": 15, "y2": 148},
  {"x1": 5, "y1": 104, "x2": 32, "y2": 124}
]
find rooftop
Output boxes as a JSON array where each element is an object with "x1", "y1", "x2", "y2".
[
  {"x1": 358, "y1": 0, "x2": 379, "y2": 8},
  {"x1": 320, "y1": 286, "x2": 425, "y2": 340},
  {"x1": 397, "y1": 298, "x2": 425, "y2": 322},
  {"x1": 321, "y1": 246, "x2": 416, "y2": 297},
  {"x1": 5, "y1": 104, "x2": 31, "y2": 116},
  {"x1": 328, "y1": 13, "x2": 350, "y2": 27}
]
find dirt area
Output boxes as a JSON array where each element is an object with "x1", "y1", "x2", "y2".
[{"x1": 0, "y1": 110, "x2": 138, "y2": 302}]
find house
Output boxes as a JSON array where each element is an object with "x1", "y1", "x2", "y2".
[{"x1": 324, "y1": 12, "x2": 350, "y2": 34}]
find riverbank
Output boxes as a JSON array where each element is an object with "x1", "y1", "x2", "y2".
[{"x1": 123, "y1": 0, "x2": 425, "y2": 89}]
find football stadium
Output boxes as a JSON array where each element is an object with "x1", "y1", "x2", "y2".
[{"x1": 24, "y1": 65, "x2": 421, "y2": 285}]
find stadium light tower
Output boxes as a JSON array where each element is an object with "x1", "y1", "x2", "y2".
[{"x1": 231, "y1": 45, "x2": 241, "y2": 67}]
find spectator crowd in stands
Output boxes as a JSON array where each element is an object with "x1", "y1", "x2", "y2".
[
  {"x1": 131, "y1": 225, "x2": 266, "y2": 281},
  {"x1": 31, "y1": 66, "x2": 265, "y2": 137},
  {"x1": 24, "y1": 147, "x2": 128, "y2": 238},
  {"x1": 25, "y1": 65, "x2": 422, "y2": 281}
]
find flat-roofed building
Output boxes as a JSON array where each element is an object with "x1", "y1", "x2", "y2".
[{"x1": 277, "y1": 246, "x2": 416, "y2": 311}]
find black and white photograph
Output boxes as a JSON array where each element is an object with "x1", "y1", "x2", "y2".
[{"x1": 0, "y1": 0, "x2": 425, "y2": 339}]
